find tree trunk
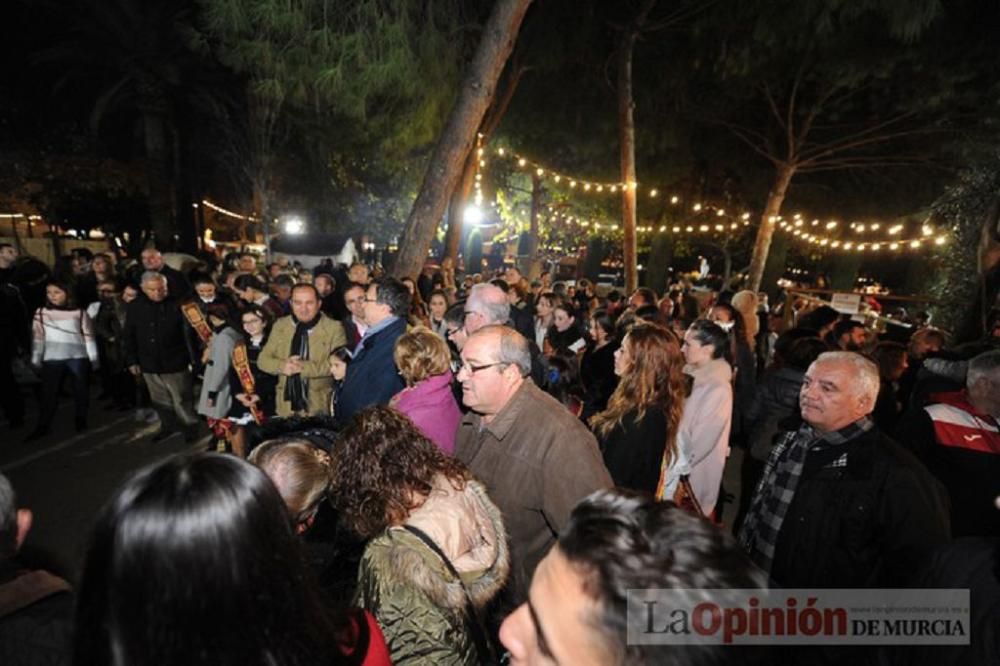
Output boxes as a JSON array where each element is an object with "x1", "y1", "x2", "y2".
[
  {"x1": 444, "y1": 151, "x2": 478, "y2": 263},
  {"x1": 393, "y1": 0, "x2": 534, "y2": 279},
  {"x1": 524, "y1": 172, "x2": 542, "y2": 274},
  {"x1": 140, "y1": 107, "x2": 176, "y2": 250},
  {"x1": 747, "y1": 162, "x2": 796, "y2": 292}
]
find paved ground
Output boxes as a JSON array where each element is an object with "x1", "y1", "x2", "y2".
[{"x1": 0, "y1": 388, "x2": 209, "y2": 583}]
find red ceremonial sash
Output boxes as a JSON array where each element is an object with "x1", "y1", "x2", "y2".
[{"x1": 232, "y1": 342, "x2": 265, "y2": 425}]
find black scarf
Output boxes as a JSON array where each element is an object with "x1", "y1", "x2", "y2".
[{"x1": 284, "y1": 313, "x2": 322, "y2": 412}]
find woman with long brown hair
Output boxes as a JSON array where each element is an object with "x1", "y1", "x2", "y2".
[{"x1": 589, "y1": 323, "x2": 687, "y2": 494}]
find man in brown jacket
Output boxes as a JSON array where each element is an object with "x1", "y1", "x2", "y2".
[{"x1": 454, "y1": 325, "x2": 612, "y2": 605}]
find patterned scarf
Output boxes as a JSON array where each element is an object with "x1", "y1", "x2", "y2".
[
  {"x1": 284, "y1": 313, "x2": 321, "y2": 413},
  {"x1": 738, "y1": 416, "x2": 873, "y2": 574}
]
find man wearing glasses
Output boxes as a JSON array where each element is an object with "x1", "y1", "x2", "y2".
[{"x1": 454, "y1": 325, "x2": 611, "y2": 607}]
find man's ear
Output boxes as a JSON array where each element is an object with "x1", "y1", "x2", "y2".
[{"x1": 15, "y1": 508, "x2": 32, "y2": 551}]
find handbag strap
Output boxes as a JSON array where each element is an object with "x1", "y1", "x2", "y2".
[{"x1": 402, "y1": 524, "x2": 499, "y2": 665}]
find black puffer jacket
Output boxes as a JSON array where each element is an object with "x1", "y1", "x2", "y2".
[
  {"x1": 771, "y1": 428, "x2": 950, "y2": 589},
  {"x1": 745, "y1": 366, "x2": 804, "y2": 461}
]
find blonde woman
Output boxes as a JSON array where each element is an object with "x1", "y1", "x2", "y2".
[
  {"x1": 589, "y1": 323, "x2": 687, "y2": 494},
  {"x1": 391, "y1": 326, "x2": 461, "y2": 455}
]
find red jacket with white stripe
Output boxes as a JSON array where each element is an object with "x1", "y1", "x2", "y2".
[{"x1": 897, "y1": 391, "x2": 1000, "y2": 537}]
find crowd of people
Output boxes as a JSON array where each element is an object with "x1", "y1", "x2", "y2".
[{"x1": 1, "y1": 238, "x2": 999, "y2": 665}]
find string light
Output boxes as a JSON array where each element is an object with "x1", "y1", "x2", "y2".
[{"x1": 201, "y1": 200, "x2": 257, "y2": 221}]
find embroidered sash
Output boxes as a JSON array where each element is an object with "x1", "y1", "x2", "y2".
[
  {"x1": 232, "y1": 342, "x2": 265, "y2": 424},
  {"x1": 181, "y1": 301, "x2": 213, "y2": 343}
]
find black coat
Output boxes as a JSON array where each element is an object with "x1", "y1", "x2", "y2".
[
  {"x1": 336, "y1": 317, "x2": 407, "y2": 423},
  {"x1": 579, "y1": 341, "x2": 618, "y2": 419},
  {"x1": 598, "y1": 407, "x2": 667, "y2": 494},
  {"x1": 123, "y1": 295, "x2": 193, "y2": 374},
  {"x1": 770, "y1": 428, "x2": 951, "y2": 589}
]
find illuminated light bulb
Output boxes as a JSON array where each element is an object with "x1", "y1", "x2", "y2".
[
  {"x1": 889, "y1": 225, "x2": 902, "y2": 235},
  {"x1": 610, "y1": 185, "x2": 617, "y2": 193},
  {"x1": 686, "y1": 226, "x2": 694, "y2": 232},
  {"x1": 629, "y1": 182, "x2": 638, "y2": 190},
  {"x1": 831, "y1": 241, "x2": 841, "y2": 248},
  {"x1": 570, "y1": 181, "x2": 577, "y2": 188},
  {"x1": 731, "y1": 223, "x2": 738, "y2": 230},
  {"x1": 693, "y1": 203, "x2": 702, "y2": 212},
  {"x1": 922, "y1": 226, "x2": 933, "y2": 236},
  {"x1": 717, "y1": 209, "x2": 725, "y2": 217},
  {"x1": 811, "y1": 220, "x2": 819, "y2": 226},
  {"x1": 584, "y1": 183, "x2": 592, "y2": 191},
  {"x1": 890, "y1": 243, "x2": 900, "y2": 250},
  {"x1": 554, "y1": 175, "x2": 561, "y2": 183},
  {"x1": 673, "y1": 226, "x2": 681, "y2": 233},
  {"x1": 670, "y1": 196, "x2": 679, "y2": 204},
  {"x1": 741, "y1": 212, "x2": 751, "y2": 220},
  {"x1": 477, "y1": 148, "x2": 484, "y2": 157},
  {"x1": 650, "y1": 189, "x2": 658, "y2": 197},
  {"x1": 497, "y1": 147, "x2": 505, "y2": 156},
  {"x1": 595, "y1": 223, "x2": 601, "y2": 229},
  {"x1": 610, "y1": 224, "x2": 618, "y2": 230},
  {"x1": 596, "y1": 185, "x2": 603, "y2": 193},
  {"x1": 794, "y1": 212, "x2": 802, "y2": 219},
  {"x1": 870, "y1": 223, "x2": 879, "y2": 230},
  {"x1": 715, "y1": 224, "x2": 724, "y2": 231},
  {"x1": 826, "y1": 221, "x2": 837, "y2": 229},
  {"x1": 699, "y1": 225, "x2": 709, "y2": 232},
  {"x1": 843, "y1": 242, "x2": 853, "y2": 249},
  {"x1": 659, "y1": 225, "x2": 666, "y2": 232},
  {"x1": 794, "y1": 220, "x2": 804, "y2": 227},
  {"x1": 935, "y1": 236, "x2": 946, "y2": 245},
  {"x1": 536, "y1": 168, "x2": 544, "y2": 176},
  {"x1": 820, "y1": 239, "x2": 829, "y2": 246},
  {"x1": 475, "y1": 173, "x2": 482, "y2": 181},
  {"x1": 910, "y1": 240, "x2": 921, "y2": 248},
  {"x1": 518, "y1": 158, "x2": 527, "y2": 167},
  {"x1": 479, "y1": 160, "x2": 486, "y2": 168},
  {"x1": 858, "y1": 244, "x2": 867, "y2": 251},
  {"x1": 872, "y1": 243, "x2": 881, "y2": 250},
  {"x1": 793, "y1": 230, "x2": 801, "y2": 236}
]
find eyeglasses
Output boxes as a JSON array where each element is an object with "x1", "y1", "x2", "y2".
[
  {"x1": 364, "y1": 298, "x2": 380, "y2": 303},
  {"x1": 446, "y1": 327, "x2": 462, "y2": 338},
  {"x1": 458, "y1": 361, "x2": 507, "y2": 375}
]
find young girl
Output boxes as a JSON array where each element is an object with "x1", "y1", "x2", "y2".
[
  {"x1": 328, "y1": 346, "x2": 352, "y2": 417},
  {"x1": 28, "y1": 280, "x2": 99, "y2": 440}
]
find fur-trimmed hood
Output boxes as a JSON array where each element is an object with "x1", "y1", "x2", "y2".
[{"x1": 367, "y1": 477, "x2": 509, "y2": 613}]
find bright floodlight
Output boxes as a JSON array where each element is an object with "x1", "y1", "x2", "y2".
[
  {"x1": 464, "y1": 204, "x2": 483, "y2": 225},
  {"x1": 284, "y1": 216, "x2": 305, "y2": 234}
]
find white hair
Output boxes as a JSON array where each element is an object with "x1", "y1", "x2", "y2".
[
  {"x1": 140, "y1": 271, "x2": 167, "y2": 285},
  {"x1": 967, "y1": 350, "x2": 1000, "y2": 388},
  {"x1": 467, "y1": 283, "x2": 510, "y2": 325},
  {"x1": 813, "y1": 351, "x2": 880, "y2": 409}
]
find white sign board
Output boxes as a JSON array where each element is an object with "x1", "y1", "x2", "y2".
[{"x1": 830, "y1": 292, "x2": 862, "y2": 314}]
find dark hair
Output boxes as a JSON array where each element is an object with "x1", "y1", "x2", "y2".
[
  {"x1": 871, "y1": 341, "x2": 907, "y2": 379},
  {"x1": 489, "y1": 278, "x2": 510, "y2": 294},
  {"x1": 44, "y1": 279, "x2": 76, "y2": 308},
  {"x1": 784, "y1": 336, "x2": 830, "y2": 371},
  {"x1": 634, "y1": 304, "x2": 665, "y2": 326},
  {"x1": 559, "y1": 489, "x2": 766, "y2": 665},
  {"x1": 589, "y1": 309, "x2": 615, "y2": 341},
  {"x1": 686, "y1": 320, "x2": 729, "y2": 362},
  {"x1": 332, "y1": 406, "x2": 468, "y2": 539},
  {"x1": 233, "y1": 274, "x2": 267, "y2": 294},
  {"x1": 444, "y1": 301, "x2": 466, "y2": 327},
  {"x1": 772, "y1": 327, "x2": 821, "y2": 367},
  {"x1": 0, "y1": 242, "x2": 14, "y2": 252},
  {"x1": 606, "y1": 290, "x2": 622, "y2": 304},
  {"x1": 329, "y1": 345, "x2": 352, "y2": 364},
  {"x1": 273, "y1": 274, "x2": 296, "y2": 289},
  {"x1": 630, "y1": 287, "x2": 657, "y2": 308},
  {"x1": 542, "y1": 355, "x2": 585, "y2": 412},
  {"x1": 190, "y1": 272, "x2": 216, "y2": 288},
  {"x1": 710, "y1": 302, "x2": 750, "y2": 364},
  {"x1": 371, "y1": 277, "x2": 410, "y2": 317},
  {"x1": 72, "y1": 247, "x2": 94, "y2": 262},
  {"x1": 832, "y1": 318, "x2": 864, "y2": 340},
  {"x1": 798, "y1": 305, "x2": 840, "y2": 333},
  {"x1": 74, "y1": 453, "x2": 352, "y2": 666}
]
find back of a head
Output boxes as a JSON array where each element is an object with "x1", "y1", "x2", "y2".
[
  {"x1": 394, "y1": 326, "x2": 451, "y2": 385},
  {"x1": 688, "y1": 319, "x2": 731, "y2": 363},
  {"x1": 967, "y1": 349, "x2": 1000, "y2": 390},
  {"x1": 798, "y1": 305, "x2": 840, "y2": 333},
  {"x1": 373, "y1": 276, "x2": 411, "y2": 317},
  {"x1": 75, "y1": 453, "x2": 338, "y2": 666},
  {"x1": 784, "y1": 336, "x2": 830, "y2": 372},
  {"x1": 248, "y1": 439, "x2": 333, "y2": 526},
  {"x1": 559, "y1": 489, "x2": 766, "y2": 665}
]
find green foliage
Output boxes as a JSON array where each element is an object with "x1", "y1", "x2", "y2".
[{"x1": 927, "y1": 151, "x2": 1000, "y2": 336}]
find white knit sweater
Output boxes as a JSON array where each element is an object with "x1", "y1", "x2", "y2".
[{"x1": 31, "y1": 308, "x2": 99, "y2": 365}]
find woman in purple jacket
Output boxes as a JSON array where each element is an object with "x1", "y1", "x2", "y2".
[{"x1": 390, "y1": 327, "x2": 461, "y2": 455}]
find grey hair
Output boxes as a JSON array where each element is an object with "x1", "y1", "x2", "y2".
[
  {"x1": 474, "y1": 324, "x2": 531, "y2": 376},
  {"x1": 468, "y1": 283, "x2": 510, "y2": 325},
  {"x1": 967, "y1": 350, "x2": 1000, "y2": 388},
  {"x1": 814, "y1": 351, "x2": 880, "y2": 408},
  {"x1": 0, "y1": 473, "x2": 16, "y2": 559},
  {"x1": 140, "y1": 270, "x2": 167, "y2": 285}
]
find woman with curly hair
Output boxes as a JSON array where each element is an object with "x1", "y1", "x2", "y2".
[
  {"x1": 589, "y1": 323, "x2": 687, "y2": 494},
  {"x1": 333, "y1": 406, "x2": 509, "y2": 665}
]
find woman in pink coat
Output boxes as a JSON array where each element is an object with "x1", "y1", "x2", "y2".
[{"x1": 390, "y1": 327, "x2": 462, "y2": 455}]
